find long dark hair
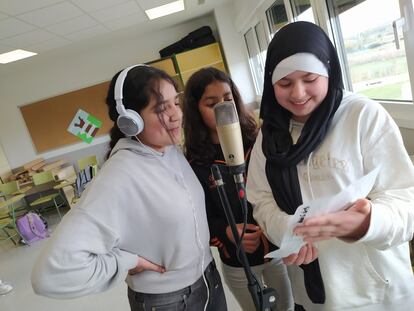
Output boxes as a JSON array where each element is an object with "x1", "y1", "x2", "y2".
[
  {"x1": 183, "y1": 67, "x2": 257, "y2": 164},
  {"x1": 106, "y1": 65, "x2": 177, "y2": 158}
]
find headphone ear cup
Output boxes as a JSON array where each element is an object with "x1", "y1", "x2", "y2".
[{"x1": 117, "y1": 109, "x2": 144, "y2": 136}]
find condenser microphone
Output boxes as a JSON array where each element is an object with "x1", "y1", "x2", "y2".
[{"x1": 214, "y1": 101, "x2": 245, "y2": 176}]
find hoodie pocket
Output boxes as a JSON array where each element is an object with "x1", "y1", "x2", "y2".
[
  {"x1": 319, "y1": 241, "x2": 388, "y2": 309},
  {"x1": 361, "y1": 245, "x2": 389, "y2": 285}
]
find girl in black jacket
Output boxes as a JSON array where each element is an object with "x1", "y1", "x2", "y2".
[{"x1": 183, "y1": 67, "x2": 294, "y2": 311}]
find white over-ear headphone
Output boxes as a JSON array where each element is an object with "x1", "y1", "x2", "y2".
[{"x1": 114, "y1": 64, "x2": 148, "y2": 136}]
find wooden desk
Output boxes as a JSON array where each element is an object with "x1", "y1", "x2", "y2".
[
  {"x1": 24, "y1": 181, "x2": 58, "y2": 197},
  {"x1": 0, "y1": 194, "x2": 26, "y2": 211},
  {"x1": 23, "y1": 181, "x2": 61, "y2": 206}
]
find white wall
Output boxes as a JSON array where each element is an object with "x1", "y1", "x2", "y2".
[
  {"x1": 0, "y1": 15, "x2": 219, "y2": 168},
  {"x1": 0, "y1": 142, "x2": 11, "y2": 182},
  {"x1": 232, "y1": 0, "x2": 269, "y2": 32},
  {"x1": 214, "y1": 3, "x2": 256, "y2": 105},
  {"x1": 400, "y1": 127, "x2": 414, "y2": 155}
]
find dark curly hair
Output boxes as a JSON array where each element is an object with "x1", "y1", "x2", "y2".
[
  {"x1": 106, "y1": 65, "x2": 177, "y2": 158},
  {"x1": 183, "y1": 67, "x2": 257, "y2": 164}
]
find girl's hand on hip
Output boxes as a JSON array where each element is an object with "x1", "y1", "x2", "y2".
[{"x1": 129, "y1": 257, "x2": 166, "y2": 275}]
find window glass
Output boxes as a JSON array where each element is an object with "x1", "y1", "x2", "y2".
[
  {"x1": 266, "y1": 0, "x2": 288, "y2": 36},
  {"x1": 244, "y1": 28, "x2": 265, "y2": 95},
  {"x1": 290, "y1": 0, "x2": 315, "y2": 23},
  {"x1": 331, "y1": 0, "x2": 412, "y2": 101},
  {"x1": 255, "y1": 22, "x2": 268, "y2": 68}
]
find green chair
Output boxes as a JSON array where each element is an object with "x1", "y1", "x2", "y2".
[
  {"x1": 29, "y1": 171, "x2": 66, "y2": 219},
  {"x1": 77, "y1": 155, "x2": 98, "y2": 171},
  {"x1": 0, "y1": 181, "x2": 31, "y2": 216},
  {"x1": 0, "y1": 181, "x2": 19, "y2": 197},
  {"x1": 0, "y1": 194, "x2": 25, "y2": 245}
]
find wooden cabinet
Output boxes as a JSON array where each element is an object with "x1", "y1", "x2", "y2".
[
  {"x1": 148, "y1": 42, "x2": 227, "y2": 89},
  {"x1": 148, "y1": 57, "x2": 184, "y2": 91},
  {"x1": 175, "y1": 42, "x2": 226, "y2": 84}
]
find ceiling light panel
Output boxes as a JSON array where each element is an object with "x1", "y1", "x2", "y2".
[
  {"x1": 145, "y1": 0, "x2": 185, "y2": 20},
  {"x1": 0, "y1": 49, "x2": 37, "y2": 64}
]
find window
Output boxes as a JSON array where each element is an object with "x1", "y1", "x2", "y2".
[
  {"x1": 290, "y1": 0, "x2": 315, "y2": 22},
  {"x1": 266, "y1": 0, "x2": 289, "y2": 36},
  {"x1": 244, "y1": 28, "x2": 265, "y2": 94},
  {"x1": 255, "y1": 21, "x2": 269, "y2": 68},
  {"x1": 328, "y1": 0, "x2": 413, "y2": 102}
]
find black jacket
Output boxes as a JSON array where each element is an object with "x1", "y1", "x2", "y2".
[{"x1": 190, "y1": 144, "x2": 277, "y2": 267}]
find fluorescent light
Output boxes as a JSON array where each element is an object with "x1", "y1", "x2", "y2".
[
  {"x1": 145, "y1": 0, "x2": 184, "y2": 20},
  {"x1": 0, "y1": 49, "x2": 37, "y2": 64}
]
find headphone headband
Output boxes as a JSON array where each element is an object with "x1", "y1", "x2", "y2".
[
  {"x1": 114, "y1": 64, "x2": 148, "y2": 115},
  {"x1": 114, "y1": 64, "x2": 148, "y2": 136}
]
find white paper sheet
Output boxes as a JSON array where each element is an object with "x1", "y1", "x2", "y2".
[{"x1": 265, "y1": 167, "x2": 380, "y2": 259}]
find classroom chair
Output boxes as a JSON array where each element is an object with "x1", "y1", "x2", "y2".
[
  {"x1": 0, "y1": 194, "x2": 25, "y2": 245},
  {"x1": 0, "y1": 181, "x2": 31, "y2": 216},
  {"x1": 53, "y1": 165, "x2": 77, "y2": 208},
  {"x1": 0, "y1": 181, "x2": 19, "y2": 197},
  {"x1": 29, "y1": 171, "x2": 66, "y2": 219}
]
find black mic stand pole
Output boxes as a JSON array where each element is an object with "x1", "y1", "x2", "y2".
[{"x1": 211, "y1": 164, "x2": 277, "y2": 311}]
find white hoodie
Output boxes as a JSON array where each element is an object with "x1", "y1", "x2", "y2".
[
  {"x1": 247, "y1": 92, "x2": 414, "y2": 311},
  {"x1": 32, "y1": 138, "x2": 212, "y2": 298}
]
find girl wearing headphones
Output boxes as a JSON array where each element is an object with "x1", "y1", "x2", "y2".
[
  {"x1": 32, "y1": 65, "x2": 227, "y2": 311},
  {"x1": 183, "y1": 67, "x2": 294, "y2": 311}
]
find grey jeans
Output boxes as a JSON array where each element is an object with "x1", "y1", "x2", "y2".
[{"x1": 128, "y1": 260, "x2": 227, "y2": 311}]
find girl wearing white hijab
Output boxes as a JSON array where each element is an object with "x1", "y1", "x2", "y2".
[{"x1": 247, "y1": 21, "x2": 414, "y2": 311}]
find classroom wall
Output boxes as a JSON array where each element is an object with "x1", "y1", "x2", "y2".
[
  {"x1": 214, "y1": 3, "x2": 256, "y2": 105},
  {"x1": 0, "y1": 13, "x2": 252, "y2": 169},
  {"x1": 0, "y1": 142, "x2": 11, "y2": 181},
  {"x1": 232, "y1": 0, "x2": 269, "y2": 32},
  {"x1": 400, "y1": 127, "x2": 414, "y2": 155}
]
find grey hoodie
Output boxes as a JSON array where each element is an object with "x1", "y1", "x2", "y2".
[{"x1": 32, "y1": 138, "x2": 212, "y2": 298}]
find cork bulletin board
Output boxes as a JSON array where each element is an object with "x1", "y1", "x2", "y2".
[
  {"x1": 20, "y1": 81, "x2": 113, "y2": 153},
  {"x1": 20, "y1": 57, "x2": 182, "y2": 153}
]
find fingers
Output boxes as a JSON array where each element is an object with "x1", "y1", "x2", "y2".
[
  {"x1": 244, "y1": 223, "x2": 260, "y2": 231},
  {"x1": 283, "y1": 244, "x2": 318, "y2": 265},
  {"x1": 242, "y1": 230, "x2": 262, "y2": 241},
  {"x1": 241, "y1": 230, "x2": 262, "y2": 253},
  {"x1": 295, "y1": 198, "x2": 372, "y2": 241},
  {"x1": 130, "y1": 257, "x2": 165, "y2": 275},
  {"x1": 303, "y1": 245, "x2": 318, "y2": 264},
  {"x1": 300, "y1": 214, "x2": 337, "y2": 227},
  {"x1": 242, "y1": 239, "x2": 260, "y2": 252},
  {"x1": 294, "y1": 224, "x2": 336, "y2": 243},
  {"x1": 283, "y1": 253, "x2": 298, "y2": 265},
  {"x1": 348, "y1": 198, "x2": 371, "y2": 215},
  {"x1": 147, "y1": 262, "x2": 166, "y2": 273}
]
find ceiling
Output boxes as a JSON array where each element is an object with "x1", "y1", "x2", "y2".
[{"x1": 0, "y1": 0, "x2": 233, "y2": 56}]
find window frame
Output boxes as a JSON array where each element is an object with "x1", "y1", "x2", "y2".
[{"x1": 237, "y1": 0, "x2": 414, "y2": 129}]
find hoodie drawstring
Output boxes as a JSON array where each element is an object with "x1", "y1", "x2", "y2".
[{"x1": 306, "y1": 152, "x2": 315, "y2": 201}]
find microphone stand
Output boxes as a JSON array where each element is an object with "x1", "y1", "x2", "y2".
[{"x1": 211, "y1": 164, "x2": 277, "y2": 311}]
